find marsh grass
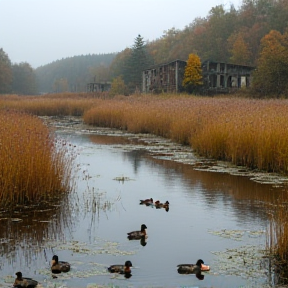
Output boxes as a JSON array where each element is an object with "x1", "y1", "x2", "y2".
[
  {"x1": 0, "y1": 110, "x2": 75, "y2": 209},
  {"x1": 83, "y1": 95, "x2": 288, "y2": 175},
  {"x1": 0, "y1": 93, "x2": 99, "y2": 116}
]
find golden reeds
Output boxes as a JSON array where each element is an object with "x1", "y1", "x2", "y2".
[
  {"x1": 83, "y1": 95, "x2": 288, "y2": 175},
  {"x1": 0, "y1": 110, "x2": 74, "y2": 209}
]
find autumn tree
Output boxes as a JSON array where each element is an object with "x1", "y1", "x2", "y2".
[
  {"x1": 109, "y1": 76, "x2": 128, "y2": 97},
  {"x1": 252, "y1": 30, "x2": 288, "y2": 97},
  {"x1": 12, "y1": 62, "x2": 37, "y2": 95},
  {"x1": 182, "y1": 54, "x2": 203, "y2": 93},
  {"x1": 228, "y1": 32, "x2": 252, "y2": 65},
  {"x1": 0, "y1": 48, "x2": 12, "y2": 93}
]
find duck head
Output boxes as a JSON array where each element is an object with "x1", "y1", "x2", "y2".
[
  {"x1": 141, "y1": 224, "x2": 147, "y2": 231},
  {"x1": 124, "y1": 260, "x2": 132, "y2": 273},
  {"x1": 51, "y1": 255, "x2": 59, "y2": 266},
  {"x1": 15, "y1": 272, "x2": 23, "y2": 280},
  {"x1": 196, "y1": 259, "x2": 204, "y2": 267}
]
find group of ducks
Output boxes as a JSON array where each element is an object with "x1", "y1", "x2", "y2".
[
  {"x1": 118, "y1": 220, "x2": 210, "y2": 280},
  {"x1": 13, "y1": 198, "x2": 210, "y2": 286},
  {"x1": 139, "y1": 198, "x2": 170, "y2": 211},
  {"x1": 13, "y1": 255, "x2": 71, "y2": 287}
]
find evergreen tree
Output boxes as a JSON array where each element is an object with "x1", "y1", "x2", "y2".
[
  {"x1": 128, "y1": 35, "x2": 153, "y2": 92},
  {"x1": 12, "y1": 62, "x2": 37, "y2": 95}
]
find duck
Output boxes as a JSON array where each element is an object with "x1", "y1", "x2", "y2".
[
  {"x1": 155, "y1": 200, "x2": 169, "y2": 208},
  {"x1": 108, "y1": 260, "x2": 132, "y2": 278},
  {"x1": 51, "y1": 255, "x2": 71, "y2": 274},
  {"x1": 177, "y1": 259, "x2": 210, "y2": 274},
  {"x1": 139, "y1": 198, "x2": 153, "y2": 205},
  {"x1": 127, "y1": 224, "x2": 147, "y2": 240},
  {"x1": 13, "y1": 271, "x2": 38, "y2": 288},
  {"x1": 108, "y1": 260, "x2": 132, "y2": 274}
]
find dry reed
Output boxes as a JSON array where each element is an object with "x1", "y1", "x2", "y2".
[
  {"x1": 83, "y1": 95, "x2": 288, "y2": 175},
  {"x1": 0, "y1": 110, "x2": 75, "y2": 209}
]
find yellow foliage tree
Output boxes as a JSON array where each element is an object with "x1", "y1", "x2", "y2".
[
  {"x1": 182, "y1": 54, "x2": 203, "y2": 93},
  {"x1": 109, "y1": 76, "x2": 128, "y2": 97}
]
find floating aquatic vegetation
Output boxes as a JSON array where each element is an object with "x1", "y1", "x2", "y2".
[
  {"x1": 208, "y1": 229, "x2": 265, "y2": 241},
  {"x1": 49, "y1": 237, "x2": 137, "y2": 257},
  {"x1": 208, "y1": 228, "x2": 270, "y2": 284},
  {"x1": 113, "y1": 176, "x2": 133, "y2": 182},
  {"x1": 211, "y1": 245, "x2": 269, "y2": 281}
]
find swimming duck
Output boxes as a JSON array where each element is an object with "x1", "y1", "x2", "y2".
[
  {"x1": 108, "y1": 260, "x2": 132, "y2": 274},
  {"x1": 13, "y1": 272, "x2": 38, "y2": 288},
  {"x1": 155, "y1": 200, "x2": 169, "y2": 208},
  {"x1": 177, "y1": 259, "x2": 209, "y2": 274},
  {"x1": 51, "y1": 255, "x2": 71, "y2": 274},
  {"x1": 139, "y1": 198, "x2": 153, "y2": 205},
  {"x1": 127, "y1": 224, "x2": 147, "y2": 240}
]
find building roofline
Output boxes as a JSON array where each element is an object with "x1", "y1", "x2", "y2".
[{"x1": 144, "y1": 59, "x2": 187, "y2": 70}]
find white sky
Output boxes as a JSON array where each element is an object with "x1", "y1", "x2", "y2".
[{"x1": 0, "y1": 0, "x2": 241, "y2": 68}]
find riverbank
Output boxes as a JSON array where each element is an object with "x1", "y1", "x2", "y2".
[{"x1": 43, "y1": 115, "x2": 288, "y2": 187}]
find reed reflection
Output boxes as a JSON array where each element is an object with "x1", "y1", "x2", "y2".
[
  {"x1": 0, "y1": 194, "x2": 71, "y2": 269},
  {"x1": 147, "y1": 156, "x2": 283, "y2": 219}
]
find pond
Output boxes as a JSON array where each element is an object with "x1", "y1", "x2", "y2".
[{"x1": 0, "y1": 117, "x2": 286, "y2": 288}]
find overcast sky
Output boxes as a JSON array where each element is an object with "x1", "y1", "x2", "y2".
[{"x1": 1, "y1": 0, "x2": 241, "y2": 68}]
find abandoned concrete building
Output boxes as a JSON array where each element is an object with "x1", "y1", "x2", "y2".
[
  {"x1": 142, "y1": 60, "x2": 187, "y2": 94},
  {"x1": 202, "y1": 60, "x2": 255, "y2": 92},
  {"x1": 87, "y1": 82, "x2": 111, "y2": 93},
  {"x1": 142, "y1": 59, "x2": 255, "y2": 94}
]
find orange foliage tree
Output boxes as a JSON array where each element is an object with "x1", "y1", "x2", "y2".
[
  {"x1": 252, "y1": 30, "x2": 288, "y2": 97},
  {"x1": 182, "y1": 53, "x2": 203, "y2": 93}
]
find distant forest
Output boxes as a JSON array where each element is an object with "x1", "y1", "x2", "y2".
[
  {"x1": 1, "y1": 0, "x2": 288, "y2": 95},
  {"x1": 35, "y1": 54, "x2": 116, "y2": 93}
]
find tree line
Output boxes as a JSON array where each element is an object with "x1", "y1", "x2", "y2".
[{"x1": 1, "y1": 0, "x2": 288, "y2": 96}]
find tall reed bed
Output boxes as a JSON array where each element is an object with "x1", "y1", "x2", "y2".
[
  {"x1": 84, "y1": 95, "x2": 288, "y2": 175},
  {"x1": 0, "y1": 110, "x2": 75, "y2": 209},
  {"x1": 0, "y1": 93, "x2": 100, "y2": 116}
]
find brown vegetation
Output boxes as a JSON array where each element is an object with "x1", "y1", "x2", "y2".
[
  {"x1": 83, "y1": 94, "x2": 288, "y2": 175},
  {"x1": 0, "y1": 109, "x2": 74, "y2": 209},
  {"x1": 2, "y1": 92, "x2": 288, "y2": 274}
]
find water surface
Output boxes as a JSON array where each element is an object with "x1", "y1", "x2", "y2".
[{"x1": 0, "y1": 126, "x2": 284, "y2": 288}]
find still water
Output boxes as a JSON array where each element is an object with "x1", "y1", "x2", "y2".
[{"x1": 0, "y1": 125, "x2": 285, "y2": 288}]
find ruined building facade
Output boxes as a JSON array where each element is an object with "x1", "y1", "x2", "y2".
[{"x1": 142, "y1": 59, "x2": 255, "y2": 94}]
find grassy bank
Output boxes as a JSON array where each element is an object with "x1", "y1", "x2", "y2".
[
  {"x1": 83, "y1": 95, "x2": 288, "y2": 175},
  {"x1": 0, "y1": 110, "x2": 74, "y2": 209}
]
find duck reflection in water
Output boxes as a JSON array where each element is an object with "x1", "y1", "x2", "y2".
[{"x1": 140, "y1": 235, "x2": 147, "y2": 246}]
